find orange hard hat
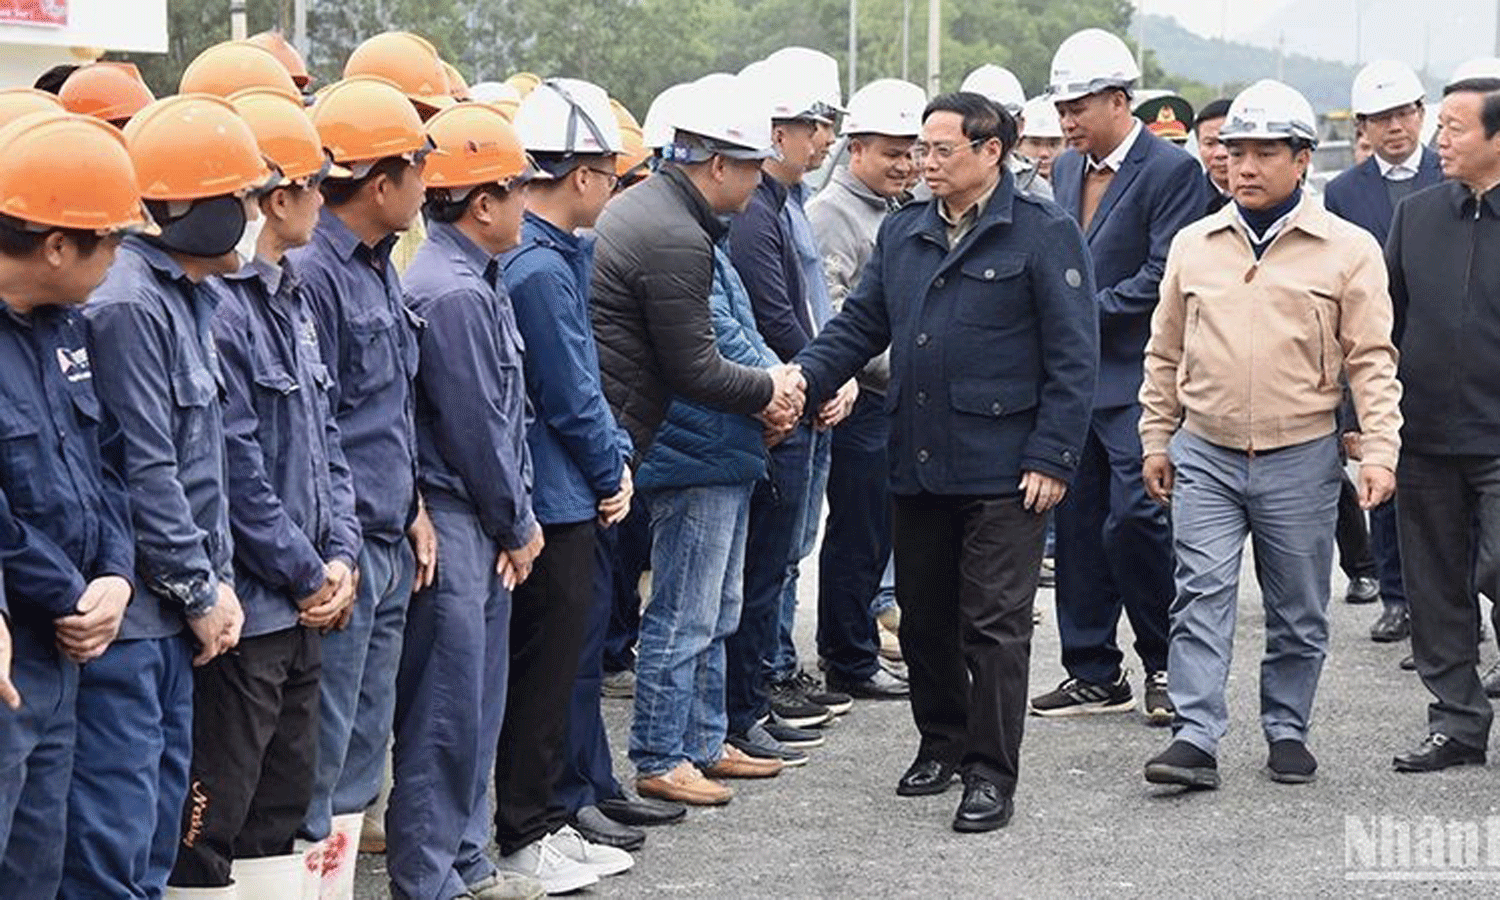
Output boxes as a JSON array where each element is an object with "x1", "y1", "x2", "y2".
[
  {"x1": 180, "y1": 40, "x2": 300, "y2": 100},
  {"x1": 124, "y1": 94, "x2": 274, "y2": 201},
  {"x1": 443, "y1": 62, "x2": 470, "y2": 101},
  {"x1": 343, "y1": 32, "x2": 454, "y2": 113},
  {"x1": 0, "y1": 111, "x2": 151, "y2": 233},
  {"x1": 228, "y1": 88, "x2": 350, "y2": 183},
  {"x1": 59, "y1": 62, "x2": 155, "y2": 124},
  {"x1": 0, "y1": 88, "x2": 63, "y2": 130},
  {"x1": 506, "y1": 72, "x2": 541, "y2": 97},
  {"x1": 247, "y1": 31, "x2": 311, "y2": 88},
  {"x1": 422, "y1": 102, "x2": 540, "y2": 191},
  {"x1": 611, "y1": 99, "x2": 648, "y2": 177},
  {"x1": 311, "y1": 77, "x2": 429, "y2": 167}
]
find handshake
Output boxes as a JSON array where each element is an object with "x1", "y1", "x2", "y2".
[{"x1": 757, "y1": 363, "x2": 806, "y2": 435}]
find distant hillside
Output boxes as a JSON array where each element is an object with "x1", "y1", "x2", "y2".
[{"x1": 1140, "y1": 13, "x2": 1392, "y2": 113}]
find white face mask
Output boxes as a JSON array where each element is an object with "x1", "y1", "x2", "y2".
[{"x1": 234, "y1": 212, "x2": 266, "y2": 269}]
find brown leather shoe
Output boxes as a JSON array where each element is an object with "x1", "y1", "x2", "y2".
[
  {"x1": 703, "y1": 744, "x2": 785, "y2": 779},
  {"x1": 636, "y1": 761, "x2": 734, "y2": 806}
]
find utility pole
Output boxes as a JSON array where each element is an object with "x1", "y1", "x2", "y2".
[
  {"x1": 1135, "y1": 0, "x2": 1147, "y2": 86},
  {"x1": 230, "y1": 0, "x2": 248, "y2": 40},
  {"x1": 901, "y1": 0, "x2": 911, "y2": 82},
  {"x1": 925, "y1": 0, "x2": 940, "y2": 97},
  {"x1": 293, "y1": 0, "x2": 308, "y2": 55},
  {"x1": 1494, "y1": 0, "x2": 1500, "y2": 54},
  {"x1": 848, "y1": 0, "x2": 858, "y2": 96}
]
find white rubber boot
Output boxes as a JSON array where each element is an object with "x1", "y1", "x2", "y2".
[
  {"x1": 230, "y1": 853, "x2": 310, "y2": 900},
  {"x1": 319, "y1": 812, "x2": 364, "y2": 900},
  {"x1": 164, "y1": 886, "x2": 238, "y2": 899}
]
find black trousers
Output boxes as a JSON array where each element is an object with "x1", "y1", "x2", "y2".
[
  {"x1": 1335, "y1": 472, "x2": 1378, "y2": 580},
  {"x1": 1396, "y1": 452, "x2": 1500, "y2": 748},
  {"x1": 892, "y1": 492, "x2": 1047, "y2": 795},
  {"x1": 494, "y1": 520, "x2": 596, "y2": 855},
  {"x1": 170, "y1": 626, "x2": 321, "y2": 887}
]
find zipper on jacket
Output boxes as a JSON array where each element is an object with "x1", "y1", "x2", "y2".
[{"x1": 1312, "y1": 306, "x2": 1328, "y2": 390}]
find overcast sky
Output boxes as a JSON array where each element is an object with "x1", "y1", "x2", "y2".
[{"x1": 1137, "y1": 0, "x2": 1498, "y2": 73}]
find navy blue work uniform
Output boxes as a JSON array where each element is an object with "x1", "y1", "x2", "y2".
[
  {"x1": 291, "y1": 207, "x2": 421, "y2": 843},
  {"x1": 500, "y1": 211, "x2": 631, "y2": 847},
  {"x1": 1324, "y1": 146, "x2": 1444, "y2": 614},
  {"x1": 1049, "y1": 126, "x2": 1206, "y2": 688},
  {"x1": 0, "y1": 300, "x2": 134, "y2": 900},
  {"x1": 65, "y1": 236, "x2": 232, "y2": 900},
  {"x1": 390, "y1": 220, "x2": 536, "y2": 900},
  {"x1": 167, "y1": 255, "x2": 363, "y2": 886}
]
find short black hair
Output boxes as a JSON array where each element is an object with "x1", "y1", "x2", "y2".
[
  {"x1": 922, "y1": 92, "x2": 1017, "y2": 162},
  {"x1": 33, "y1": 63, "x2": 79, "y2": 95},
  {"x1": 530, "y1": 151, "x2": 612, "y2": 182},
  {"x1": 422, "y1": 183, "x2": 512, "y2": 224},
  {"x1": 1442, "y1": 78, "x2": 1500, "y2": 139},
  {"x1": 1194, "y1": 98, "x2": 1232, "y2": 131},
  {"x1": 320, "y1": 157, "x2": 414, "y2": 208},
  {"x1": 0, "y1": 218, "x2": 104, "y2": 259},
  {"x1": 1442, "y1": 76, "x2": 1500, "y2": 97}
]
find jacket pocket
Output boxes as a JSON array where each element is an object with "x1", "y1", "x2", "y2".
[
  {"x1": 949, "y1": 379, "x2": 1039, "y2": 418},
  {"x1": 0, "y1": 403, "x2": 43, "y2": 514},
  {"x1": 344, "y1": 316, "x2": 398, "y2": 399},
  {"x1": 954, "y1": 254, "x2": 1028, "y2": 326},
  {"x1": 1311, "y1": 304, "x2": 1337, "y2": 390}
]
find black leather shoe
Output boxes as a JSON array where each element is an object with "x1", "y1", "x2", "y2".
[
  {"x1": 570, "y1": 805, "x2": 646, "y2": 851},
  {"x1": 1370, "y1": 605, "x2": 1410, "y2": 643},
  {"x1": 1392, "y1": 733, "x2": 1487, "y2": 773},
  {"x1": 951, "y1": 776, "x2": 1013, "y2": 833},
  {"x1": 896, "y1": 758, "x2": 956, "y2": 796},
  {"x1": 826, "y1": 668, "x2": 910, "y2": 699},
  {"x1": 1399, "y1": 654, "x2": 1416, "y2": 671},
  {"x1": 1266, "y1": 739, "x2": 1317, "y2": 784},
  {"x1": 596, "y1": 794, "x2": 687, "y2": 826},
  {"x1": 1345, "y1": 575, "x2": 1380, "y2": 604}
]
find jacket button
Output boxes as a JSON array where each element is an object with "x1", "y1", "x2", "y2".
[
  {"x1": 917, "y1": 449, "x2": 930, "y2": 463},
  {"x1": 934, "y1": 276, "x2": 946, "y2": 288},
  {"x1": 916, "y1": 332, "x2": 929, "y2": 347},
  {"x1": 984, "y1": 268, "x2": 995, "y2": 279},
  {"x1": 916, "y1": 390, "x2": 928, "y2": 405},
  {"x1": 1062, "y1": 450, "x2": 1075, "y2": 464},
  {"x1": 990, "y1": 402, "x2": 1003, "y2": 415}
]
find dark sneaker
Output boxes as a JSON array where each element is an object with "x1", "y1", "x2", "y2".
[
  {"x1": 1266, "y1": 739, "x2": 1317, "y2": 783},
  {"x1": 768, "y1": 680, "x2": 834, "y2": 728},
  {"x1": 1144, "y1": 740, "x2": 1220, "y2": 789},
  {"x1": 1483, "y1": 660, "x2": 1500, "y2": 698},
  {"x1": 1344, "y1": 575, "x2": 1380, "y2": 604},
  {"x1": 826, "y1": 668, "x2": 909, "y2": 699},
  {"x1": 1143, "y1": 671, "x2": 1173, "y2": 726},
  {"x1": 1029, "y1": 672, "x2": 1134, "y2": 717},
  {"x1": 727, "y1": 724, "x2": 808, "y2": 767},
  {"x1": 764, "y1": 718, "x2": 826, "y2": 748},
  {"x1": 791, "y1": 669, "x2": 853, "y2": 716},
  {"x1": 1369, "y1": 605, "x2": 1410, "y2": 643}
]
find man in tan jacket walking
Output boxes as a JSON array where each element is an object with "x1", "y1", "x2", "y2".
[{"x1": 1136, "y1": 80, "x2": 1402, "y2": 790}]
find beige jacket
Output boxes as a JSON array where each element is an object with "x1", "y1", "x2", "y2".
[{"x1": 1139, "y1": 196, "x2": 1403, "y2": 470}]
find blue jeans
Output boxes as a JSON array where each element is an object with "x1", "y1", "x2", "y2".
[
  {"x1": 630, "y1": 482, "x2": 752, "y2": 777},
  {"x1": 388, "y1": 504, "x2": 510, "y2": 900},
  {"x1": 61, "y1": 635, "x2": 192, "y2": 900},
  {"x1": 727, "y1": 429, "x2": 811, "y2": 735},
  {"x1": 872, "y1": 555, "x2": 896, "y2": 617},
  {"x1": 817, "y1": 391, "x2": 889, "y2": 681},
  {"x1": 773, "y1": 427, "x2": 831, "y2": 679},
  {"x1": 0, "y1": 643, "x2": 77, "y2": 900},
  {"x1": 304, "y1": 536, "x2": 413, "y2": 840},
  {"x1": 1166, "y1": 431, "x2": 1339, "y2": 755}
]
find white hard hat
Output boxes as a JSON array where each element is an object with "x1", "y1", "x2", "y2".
[
  {"x1": 665, "y1": 72, "x2": 775, "y2": 161},
  {"x1": 742, "y1": 56, "x2": 834, "y2": 123},
  {"x1": 764, "y1": 46, "x2": 844, "y2": 115},
  {"x1": 1220, "y1": 78, "x2": 1318, "y2": 147},
  {"x1": 841, "y1": 78, "x2": 926, "y2": 137},
  {"x1": 513, "y1": 77, "x2": 624, "y2": 156},
  {"x1": 961, "y1": 64, "x2": 1025, "y2": 114},
  {"x1": 643, "y1": 82, "x2": 694, "y2": 150},
  {"x1": 1351, "y1": 60, "x2": 1424, "y2": 116},
  {"x1": 469, "y1": 81, "x2": 522, "y2": 106},
  {"x1": 1021, "y1": 95, "x2": 1062, "y2": 138},
  {"x1": 1047, "y1": 28, "x2": 1140, "y2": 102},
  {"x1": 1447, "y1": 56, "x2": 1500, "y2": 89}
]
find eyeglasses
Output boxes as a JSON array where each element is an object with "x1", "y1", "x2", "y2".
[
  {"x1": 911, "y1": 138, "x2": 985, "y2": 162},
  {"x1": 583, "y1": 166, "x2": 620, "y2": 190}
]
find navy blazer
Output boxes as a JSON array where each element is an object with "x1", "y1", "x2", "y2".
[
  {"x1": 1052, "y1": 131, "x2": 1206, "y2": 408},
  {"x1": 1323, "y1": 148, "x2": 1444, "y2": 248}
]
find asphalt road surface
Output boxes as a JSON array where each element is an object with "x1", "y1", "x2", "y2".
[{"x1": 355, "y1": 550, "x2": 1499, "y2": 899}]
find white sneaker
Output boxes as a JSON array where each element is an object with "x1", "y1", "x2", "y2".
[
  {"x1": 496, "y1": 836, "x2": 598, "y2": 896},
  {"x1": 546, "y1": 825, "x2": 634, "y2": 878}
]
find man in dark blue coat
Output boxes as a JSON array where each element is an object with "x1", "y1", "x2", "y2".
[
  {"x1": 1031, "y1": 29, "x2": 1206, "y2": 725},
  {"x1": 795, "y1": 92, "x2": 1097, "y2": 833},
  {"x1": 1324, "y1": 59, "x2": 1443, "y2": 652}
]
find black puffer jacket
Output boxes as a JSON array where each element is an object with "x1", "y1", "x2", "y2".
[{"x1": 591, "y1": 165, "x2": 774, "y2": 460}]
